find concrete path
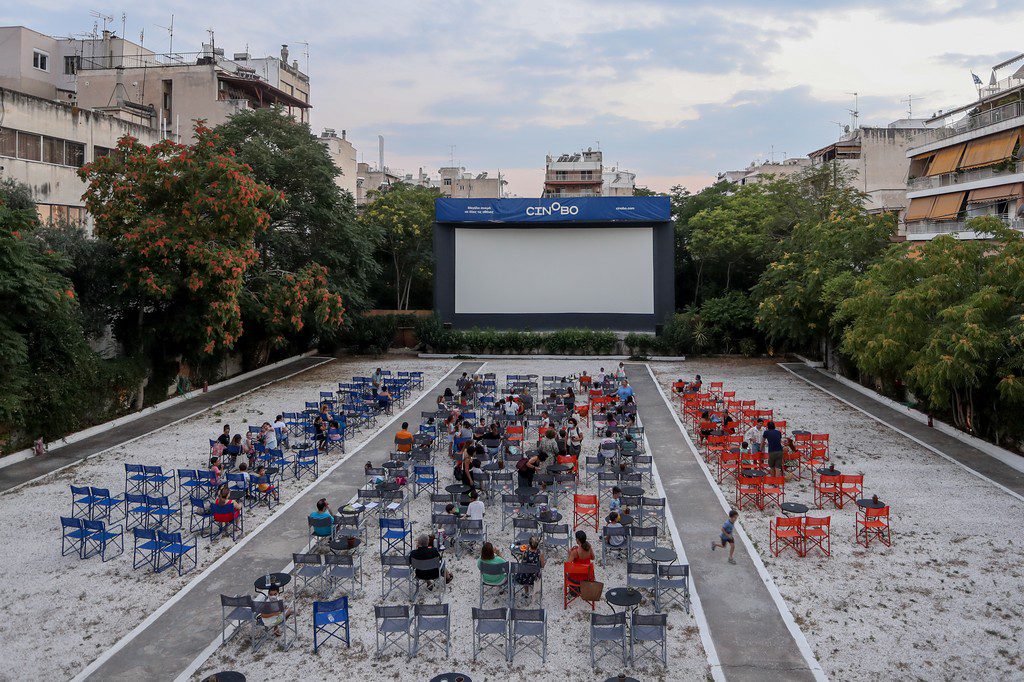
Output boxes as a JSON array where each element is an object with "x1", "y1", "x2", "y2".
[
  {"x1": 628, "y1": 364, "x2": 819, "y2": 682},
  {"x1": 779, "y1": 363, "x2": 1024, "y2": 499},
  {"x1": 78, "y1": 361, "x2": 481, "y2": 681},
  {"x1": 0, "y1": 355, "x2": 333, "y2": 494}
]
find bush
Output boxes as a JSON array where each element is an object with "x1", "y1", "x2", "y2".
[
  {"x1": 411, "y1": 316, "x2": 618, "y2": 355},
  {"x1": 339, "y1": 315, "x2": 400, "y2": 355},
  {"x1": 739, "y1": 337, "x2": 758, "y2": 357}
]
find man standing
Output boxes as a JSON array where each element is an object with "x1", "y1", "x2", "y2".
[
  {"x1": 744, "y1": 418, "x2": 765, "y2": 454},
  {"x1": 761, "y1": 421, "x2": 784, "y2": 476}
]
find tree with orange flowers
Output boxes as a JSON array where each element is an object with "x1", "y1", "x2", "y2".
[{"x1": 79, "y1": 122, "x2": 282, "y2": 404}]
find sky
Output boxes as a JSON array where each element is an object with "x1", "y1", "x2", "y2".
[{"x1": 5, "y1": 1, "x2": 1024, "y2": 195}]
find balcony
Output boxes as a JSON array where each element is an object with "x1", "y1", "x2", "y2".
[
  {"x1": 930, "y1": 99, "x2": 1024, "y2": 142},
  {"x1": 908, "y1": 160, "x2": 1024, "y2": 190},
  {"x1": 905, "y1": 215, "x2": 1023, "y2": 239}
]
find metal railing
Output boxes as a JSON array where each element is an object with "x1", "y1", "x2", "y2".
[
  {"x1": 907, "y1": 160, "x2": 1024, "y2": 190},
  {"x1": 930, "y1": 99, "x2": 1024, "y2": 142},
  {"x1": 905, "y1": 215, "x2": 1023, "y2": 236}
]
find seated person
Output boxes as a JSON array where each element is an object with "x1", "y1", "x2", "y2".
[
  {"x1": 605, "y1": 512, "x2": 626, "y2": 547},
  {"x1": 568, "y1": 531, "x2": 595, "y2": 564},
  {"x1": 213, "y1": 486, "x2": 241, "y2": 520},
  {"x1": 466, "y1": 490, "x2": 485, "y2": 521},
  {"x1": 216, "y1": 424, "x2": 232, "y2": 448},
  {"x1": 209, "y1": 456, "x2": 223, "y2": 484},
  {"x1": 255, "y1": 465, "x2": 279, "y2": 502},
  {"x1": 255, "y1": 583, "x2": 293, "y2": 636},
  {"x1": 698, "y1": 412, "x2": 714, "y2": 442},
  {"x1": 309, "y1": 498, "x2": 334, "y2": 537},
  {"x1": 514, "y1": 535, "x2": 546, "y2": 598},
  {"x1": 609, "y1": 486, "x2": 623, "y2": 513},
  {"x1": 376, "y1": 385, "x2": 392, "y2": 411},
  {"x1": 261, "y1": 422, "x2": 278, "y2": 451},
  {"x1": 409, "y1": 534, "x2": 452, "y2": 589},
  {"x1": 478, "y1": 542, "x2": 508, "y2": 585}
]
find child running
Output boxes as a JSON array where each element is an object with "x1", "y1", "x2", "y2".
[{"x1": 712, "y1": 509, "x2": 739, "y2": 564}]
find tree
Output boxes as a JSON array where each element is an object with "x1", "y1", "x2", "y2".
[
  {"x1": 211, "y1": 108, "x2": 377, "y2": 312},
  {"x1": 79, "y1": 123, "x2": 282, "y2": 404},
  {"x1": 669, "y1": 181, "x2": 732, "y2": 305},
  {"x1": 360, "y1": 183, "x2": 440, "y2": 310}
]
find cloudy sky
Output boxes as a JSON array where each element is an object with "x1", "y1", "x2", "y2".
[{"x1": 6, "y1": 1, "x2": 1022, "y2": 194}]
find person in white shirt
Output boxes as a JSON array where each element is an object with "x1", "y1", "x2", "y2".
[
  {"x1": 595, "y1": 368, "x2": 606, "y2": 385},
  {"x1": 273, "y1": 415, "x2": 288, "y2": 446},
  {"x1": 261, "y1": 422, "x2": 278, "y2": 451},
  {"x1": 502, "y1": 396, "x2": 519, "y2": 416},
  {"x1": 466, "y1": 490, "x2": 485, "y2": 521},
  {"x1": 745, "y1": 419, "x2": 765, "y2": 454}
]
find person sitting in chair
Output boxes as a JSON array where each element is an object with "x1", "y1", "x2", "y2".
[
  {"x1": 410, "y1": 534, "x2": 452, "y2": 590},
  {"x1": 309, "y1": 498, "x2": 333, "y2": 538},
  {"x1": 255, "y1": 583, "x2": 293, "y2": 637}
]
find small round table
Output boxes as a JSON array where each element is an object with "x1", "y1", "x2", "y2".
[
  {"x1": 547, "y1": 463, "x2": 572, "y2": 474},
  {"x1": 382, "y1": 460, "x2": 404, "y2": 470},
  {"x1": 817, "y1": 467, "x2": 841, "y2": 477},
  {"x1": 619, "y1": 485, "x2": 644, "y2": 498},
  {"x1": 377, "y1": 482, "x2": 400, "y2": 493},
  {"x1": 254, "y1": 572, "x2": 291, "y2": 592},
  {"x1": 603, "y1": 676, "x2": 639, "y2": 682},
  {"x1": 605, "y1": 586, "x2": 643, "y2": 613},
  {"x1": 538, "y1": 510, "x2": 563, "y2": 524},
  {"x1": 741, "y1": 469, "x2": 766, "y2": 478},
  {"x1": 445, "y1": 483, "x2": 471, "y2": 499},
  {"x1": 203, "y1": 672, "x2": 246, "y2": 682},
  {"x1": 856, "y1": 498, "x2": 886, "y2": 510},
  {"x1": 328, "y1": 537, "x2": 362, "y2": 554},
  {"x1": 792, "y1": 429, "x2": 811, "y2": 436},
  {"x1": 645, "y1": 546, "x2": 677, "y2": 564},
  {"x1": 780, "y1": 502, "x2": 809, "y2": 516},
  {"x1": 430, "y1": 674, "x2": 472, "y2": 682}
]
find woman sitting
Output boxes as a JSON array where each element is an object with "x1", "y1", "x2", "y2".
[
  {"x1": 514, "y1": 535, "x2": 546, "y2": 598},
  {"x1": 478, "y1": 541, "x2": 508, "y2": 586},
  {"x1": 568, "y1": 530, "x2": 595, "y2": 564}
]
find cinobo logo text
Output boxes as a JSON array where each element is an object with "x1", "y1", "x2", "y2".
[{"x1": 526, "y1": 202, "x2": 580, "y2": 216}]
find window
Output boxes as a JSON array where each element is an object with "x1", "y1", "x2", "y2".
[
  {"x1": 581, "y1": 170, "x2": 593, "y2": 179},
  {"x1": 66, "y1": 142, "x2": 85, "y2": 167},
  {"x1": 94, "y1": 145, "x2": 113, "y2": 159},
  {"x1": 32, "y1": 49, "x2": 49, "y2": 72},
  {"x1": 555, "y1": 171, "x2": 567, "y2": 180},
  {"x1": 443, "y1": 178, "x2": 452, "y2": 186},
  {"x1": 64, "y1": 55, "x2": 80, "y2": 75},
  {"x1": 18, "y1": 132, "x2": 42, "y2": 161},
  {"x1": 43, "y1": 137, "x2": 65, "y2": 165},
  {"x1": 0, "y1": 128, "x2": 16, "y2": 157},
  {"x1": 161, "y1": 80, "x2": 173, "y2": 115}
]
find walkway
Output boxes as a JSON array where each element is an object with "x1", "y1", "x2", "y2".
[
  {"x1": 627, "y1": 363, "x2": 819, "y2": 682},
  {"x1": 779, "y1": 363, "x2": 1024, "y2": 499},
  {"x1": 0, "y1": 355, "x2": 333, "y2": 494},
  {"x1": 77, "y1": 361, "x2": 480, "y2": 681}
]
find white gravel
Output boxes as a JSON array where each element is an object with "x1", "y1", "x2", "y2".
[
  {"x1": 651, "y1": 358, "x2": 1024, "y2": 682},
  {"x1": 194, "y1": 360, "x2": 709, "y2": 682},
  {"x1": 0, "y1": 357, "x2": 456, "y2": 681}
]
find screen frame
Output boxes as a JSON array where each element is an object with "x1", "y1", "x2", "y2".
[{"x1": 434, "y1": 220, "x2": 674, "y2": 331}]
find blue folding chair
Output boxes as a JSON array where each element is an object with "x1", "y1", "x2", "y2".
[
  {"x1": 70, "y1": 485, "x2": 97, "y2": 519},
  {"x1": 189, "y1": 496, "x2": 213, "y2": 534},
  {"x1": 61, "y1": 516, "x2": 89, "y2": 558},
  {"x1": 379, "y1": 518, "x2": 414, "y2": 555},
  {"x1": 125, "y1": 493, "x2": 153, "y2": 529},
  {"x1": 157, "y1": 530, "x2": 197, "y2": 575},
  {"x1": 412, "y1": 465, "x2": 437, "y2": 498},
  {"x1": 313, "y1": 596, "x2": 351, "y2": 652},
  {"x1": 325, "y1": 427, "x2": 345, "y2": 455},
  {"x1": 210, "y1": 503, "x2": 244, "y2": 542},
  {"x1": 146, "y1": 495, "x2": 181, "y2": 530},
  {"x1": 125, "y1": 464, "x2": 149, "y2": 495},
  {"x1": 178, "y1": 469, "x2": 204, "y2": 501},
  {"x1": 82, "y1": 519, "x2": 123, "y2": 561},
  {"x1": 143, "y1": 465, "x2": 173, "y2": 495},
  {"x1": 132, "y1": 527, "x2": 162, "y2": 570},
  {"x1": 90, "y1": 487, "x2": 125, "y2": 523},
  {"x1": 294, "y1": 449, "x2": 319, "y2": 480}
]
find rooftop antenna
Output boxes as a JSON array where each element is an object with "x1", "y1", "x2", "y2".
[
  {"x1": 901, "y1": 93, "x2": 921, "y2": 118},
  {"x1": 90, "y1": 10, "x2": 114, "y2": 33},
  {"x1": 120, "y1": 12, "x2": 126, "y2": 39},
  {"x1": 769, "y1": 144, "x2": 775, "y2": 163},
  {"x1": 156, "y1": 14, "x2": 174, "y2": 58},
  {"x1": 830, "y1": 120, "x2": 846, "y2": 136},
  {"x1": 290, "y1": 41, "x2": 310, "y2": 73},
  {"x1": 206, "y1": 27, "x2": 215, "y2": 49},
  {"x1": 845, "y1": 91, "x2": 859, "y2": 130},
  {"x1": 139, "y1": 27, "x2": 144, "y2": 46},
  {"x1": 448, "y1": 145, "x2": 456, "y2": 167}
]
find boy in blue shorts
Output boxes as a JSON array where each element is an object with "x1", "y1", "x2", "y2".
[{"x1": 711, "y1": 509, "x2": 739, "y2": 564}]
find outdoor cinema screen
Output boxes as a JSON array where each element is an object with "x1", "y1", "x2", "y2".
[
  {"x1": 454, "y1": 227, "x2": 654, "y2": 314},
  {"x1": 433, "y1": 197, "x2": 674, "y2": 331}
]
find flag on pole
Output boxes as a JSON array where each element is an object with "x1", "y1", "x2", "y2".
[{"x1": 972, "y1": 72, "x2": 983, "y2": 85}]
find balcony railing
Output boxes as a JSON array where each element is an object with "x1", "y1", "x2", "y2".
[
  {"x1": 905, "y1": 215, "x2": 1022, "y2": 236},
  {"x1": 908, "y1": 160, "x2": 1024, "y2": 190},
  {"x1": 930, "y1": 99, "x2": 1024, "y2": 142}
]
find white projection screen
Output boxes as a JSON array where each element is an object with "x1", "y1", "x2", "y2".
[{"x1": 454, "y1": 227, "x2": 654, "y2": 314}]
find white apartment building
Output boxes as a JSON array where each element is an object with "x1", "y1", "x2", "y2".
[
  {"x1": 903, "y1": 53, "x2": 1024, "y2": 241},
  {"x1": 717, "y1": 157, "x2": 811, "y2": 186},
  {"x1": 319, "y1": 128, "x2": 358, "y2": 198},
  {"x1": 602, "y1": 167, "x2": 636, "y2": 196},
  {"x1": 543, "y1": 149, "x2": 603, "y2": 197}
]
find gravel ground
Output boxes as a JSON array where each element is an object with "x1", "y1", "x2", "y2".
[
  {"x1": 0, "y1": 357, "x2": 456, "y2": 681},
  {"x1": 195, "y1": 360, "x2": 709, "y2": 682},
  {"x1": 652, "y1": 358, "x2": 1024, "y2": 682}
]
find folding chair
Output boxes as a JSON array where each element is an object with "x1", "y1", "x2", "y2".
[
  {"x1": 770, "y1": 517, "x2": 804, "y2": 557},
  {"x1": 458, "y1": 518, "x2": 486, "y2": 559},
  {"x1": 839, "y1": 474, "x2": 864, "y2": 508},
  {"x1": 601, "y1": 525, "x2": 629, "y2": 567},
  {"x1": 735, "y1": 475, "x2": 762, "y2": 511},
  {"x1": 626, "y1": 562, "x2": 657, "y2": 603},
  {"x1": 325, "y1": 427, "x2": 346, "y2": 455},
  {"x1": 478, "y1": 557, "x2": 510, "y2": 605},
  {"x1": 82, "y1": 519, "x2": 123, "y2": 561},
  {"x1": 563, "y1": 561, "x2": 597, "y2": 609},
  {"x1": 313, "y1": 596, "x2": 351, "y2": 652},
  {"x1": 146, "y1": 495, "x2": 181, "y2": 531},
  {"x1": 125, "y1": 493, "x2": 153, "y2": 529},
  {"x1": 856, "y1": 506, "x2": 891, "y2": 547},
  {"x1": 143, "y1": 465, "x2": 173, "y2": 496},
  {"x1": 70, "y1": 485, "x2": 96, "y2": 519},
  {"x1": 814, "y1": 474, "x2": 842, "y2": 509},
  {"x1": 542, "y1": 522, "x2": 571, "y2": 557},
  {"x1": 132, "y1": 527, "x2": 161, "y2": 570},
  {"x1": 253, "y1": 597, "x2": 297, "y2": 652},
  {"x1": 762, "y1": 475, "x2": 785, "y2": 509},
  {"x1": 124, "y1": 464, "x2": 149, "y2": 495},
  {"x1": 590, "y1": 611, "x2": 628, "y2": 669},
  {"x1": 308, "y1": 515, "x2": 334, "y2": 550},
  {"x1": 509, "y1": 609, "x2": 547, "y2": 663},
  {"x1": 639, "y1": 496, "x2": 667, "y2": 533},
  {"x1": 412, "y1": 465, "x2": 437, "y2": 498},
  {"x1": 210, "y1": 503, "x2": 244, "y2": 541},
  {"x1": 413, "y1": 603, "x2": 451, "y2": 657},
  {"x1": 61, "y1": 516, "x2": 89, "y2": 558},
  {"x1": 378, "y1": 518, "x2": 414, "y2": 555},
  {"x1": 501, "y1": 494, "x2": 520, "y2": 531},
  {"x1": 292, "y1": 552, "x2": 326, "y2": 595},
  {"x1": 220, "y1": 594, "x2": 256, "y2": 644},
  {"x1": 472, "y1": 607, "x2": 508, "y2": 661},
  {"x1": 410, "y1": 555, "x2": 447, "y2": 600},
  {"x1": 513, "y1": 517, "x2": 539, "y2": 545},
  {"x1": 583, "y1": 456, "x2": 603, "y2": 483},
  {"x1": 509, "y1": 563, "x2": 543, "y2": 607},
  {"x1": 803, "y1": 516, "x2": 831, "y2": 557},
  {"x1": 631, "y1": 613, "x2": 668, "y2": 666},
  {"x1": 573, "y1": 494, "x2": 599, "y2": 531},
  {"x1": 657, "y1": 564, "x2": 691, "y2": 613},
  {"x1": 90, "y1": 487, "x2": 125, "y2": 523},
  {"x1": 380, "y1": 554, "x2": 414, "y2": 601},
  {"x1": 374, "y1": 605, "x2": 412, "y2": 659},
  {"x1": 294, "y1": 449, "x2": 319, "y2": 480},
  {"x1": 490, "y1": 471, "x2": 514, "y2": 498},
  {"x1": 325, "y1": 553, "x2": 362, "y2": 597},
  {"x1": 156, "y1": 530, "x2": 196, "y2": 575},
  {"x1": 627, "y1": 525, "x2": 658, "y2": 562}
]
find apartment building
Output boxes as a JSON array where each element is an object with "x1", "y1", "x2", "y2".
[
  {"x1": 543, "y1": 149, "x2": 603, "y2": 197},
  {"x1": 717, "y1": 157, "x2": 811, "y2": 186},
  {"x1": 809, "y1": 119, "x2": 935, "y2": 216},
  {"x1": 434, "y1": 166, "x2": 506, "y2": 198},
  {"x1": 903, "y1": 53, "x2": 1024, "y2": 241},
  {"x1": 319, "y1": 128, "x2": 358, "y2": 198},
  {"x1": 602, "y1": 167, "x2": 636, "y2": 196},
  {"x1": 355, "y1": 161, "x2": 403, "y2": 206}
]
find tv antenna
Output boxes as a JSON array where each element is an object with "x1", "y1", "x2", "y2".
[
  {"x1": 289, "y1": 41, "x2": 310, "y2": 73},
  {"x1": 156, "y1": 14, "x2": 175, "y2": 57},
  {"x1": 90, "y1": 10, "x2": 114, "y2": 33},
  {"x1": 845, "y1": 91, "x2": 859, "y2": 130},
  {"x1": 449, "y1": 145, "x2": 456, "y2": 167},
  {"x1": 902, "y1": 93, "x2": 921, "y2": 118},
  {"x1": 206, "y1": 27, "x2": 215, "y2": 49}
]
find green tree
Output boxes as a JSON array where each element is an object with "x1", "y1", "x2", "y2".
[{"x1": 360, "y1": 183, "x2": 440, "y2": 310}]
